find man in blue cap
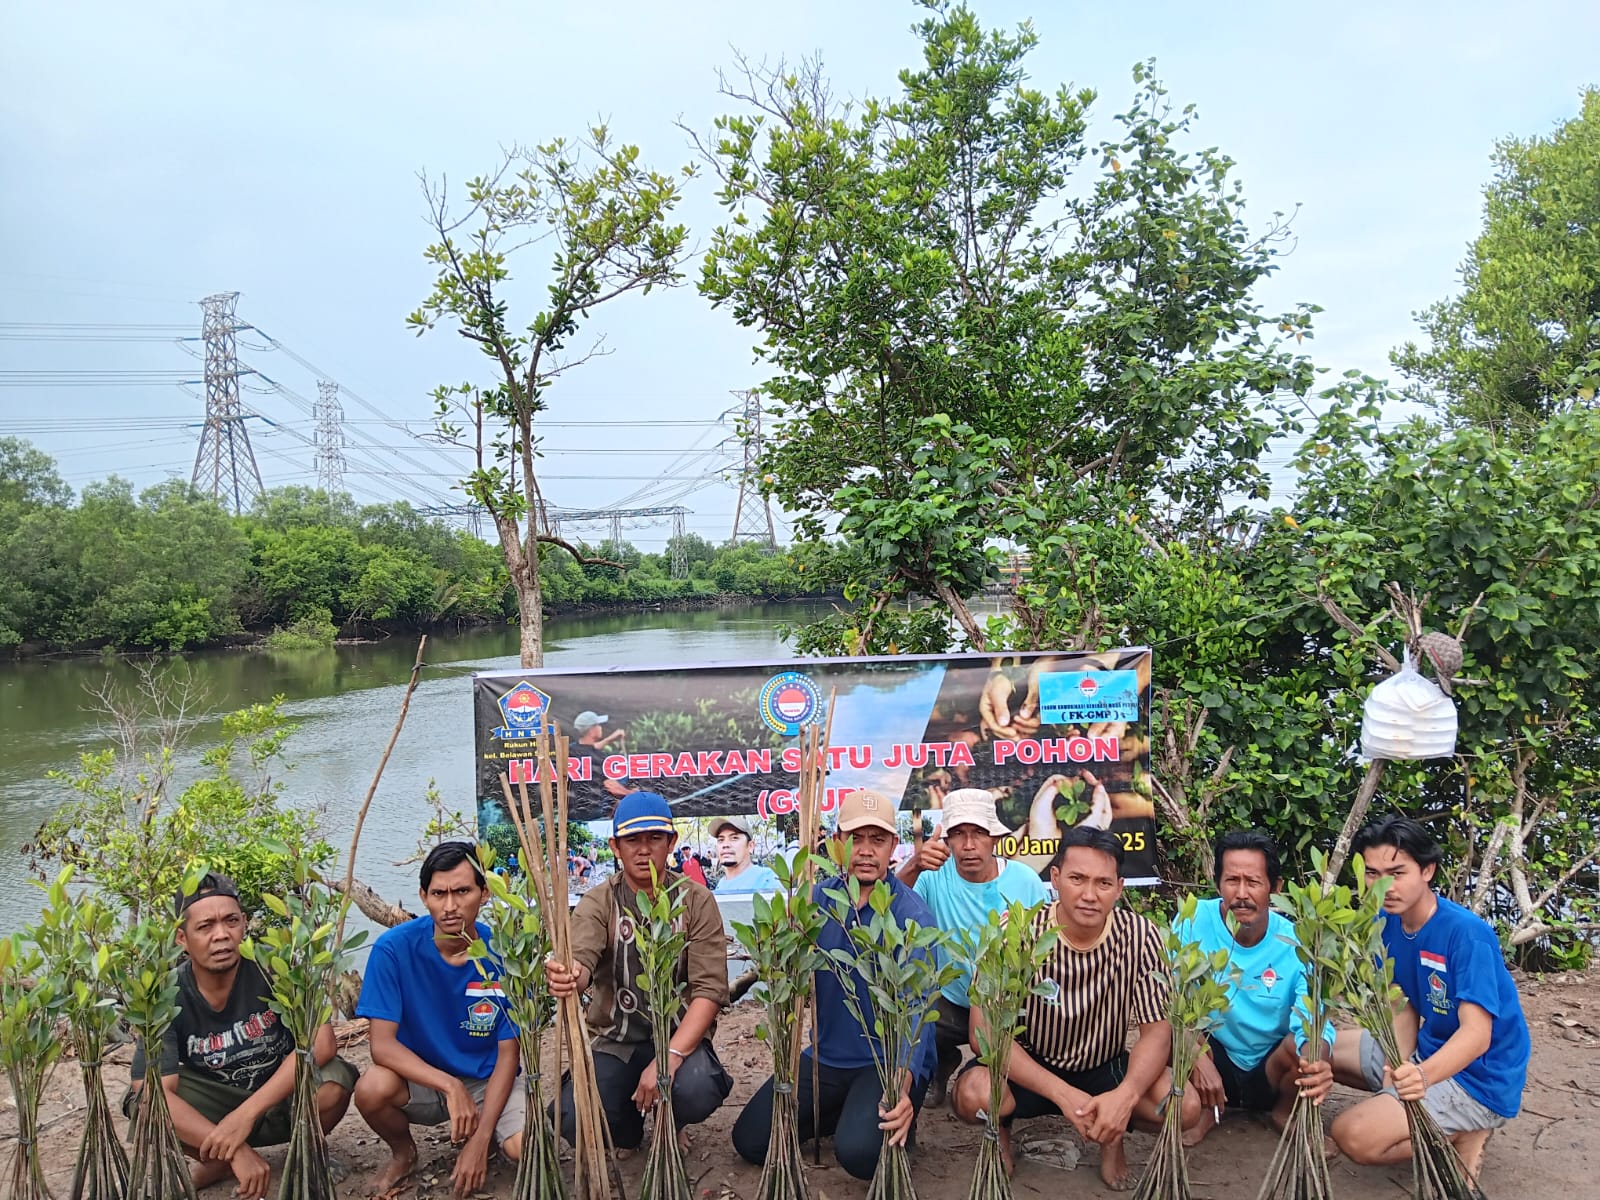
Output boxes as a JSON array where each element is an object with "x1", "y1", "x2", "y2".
[{"x1": 545, "y1": 792, "x2": 732, "y2": 1150}]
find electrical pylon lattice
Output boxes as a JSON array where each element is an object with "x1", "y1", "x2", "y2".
[
  {"x1": 190, "y1": 292, "x2": 263, "y2": 514},
  {"x1": 313, "y1": 380, "x2": 346, "y2": 496},
  {"x1": 729, "y1": 389, "x2": 776, "y2": 549}
]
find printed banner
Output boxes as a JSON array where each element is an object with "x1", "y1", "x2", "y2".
[{"x1": 473, "y1": 649, "x2": 1158, "y2": 884}]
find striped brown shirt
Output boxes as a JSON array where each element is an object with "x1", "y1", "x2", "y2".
[{"x1": 1019, "y1": 904, "x2": 1169, "y2": 1073}]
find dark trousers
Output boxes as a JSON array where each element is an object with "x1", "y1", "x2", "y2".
[
  {"x1": 731, "y1": 1057, "x2": 930, "y2": 1181},
  {"x1": 555, "y1": 1039, "x2": 732, "y2": 1150},
  {"x1": 932, "y1": 996, "x2": 971, "y2": 1082}
]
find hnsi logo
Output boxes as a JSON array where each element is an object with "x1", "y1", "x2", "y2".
[
  {"x1": 492, "y1": 681, "x2": 552, "y2": 740},
  {"x1": 758, "y1": 671, "x2": 823, "y2": 737},
  {"x1": 1078, "y1": 676, "x2": 1100, "y2": 698}
]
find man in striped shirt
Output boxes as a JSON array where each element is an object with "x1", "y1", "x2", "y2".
[{"x1": 951, "y1": 826, "x2": 1191, "y2": 1190}]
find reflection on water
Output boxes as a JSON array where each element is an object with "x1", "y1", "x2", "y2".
[{"x1": 0, "y1": 603, "x2": 829, "y2": 936}]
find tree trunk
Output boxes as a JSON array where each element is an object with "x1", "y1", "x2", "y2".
[
  {"x1": 931, "y1": 581, "x2": 987, "y2": 650},
  {"x1": 1323, "y1": 759, "x2": 1387, "y2": 885},
  {"x1": 517, "y1": 575, "x2": 544, "y2": 669}
]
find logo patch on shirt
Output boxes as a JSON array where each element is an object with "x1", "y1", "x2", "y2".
[
  {"x1": 1260, "y1": 966, "x2": 1279, "y2": 992},
  {"x1": 1037, "y1": 978, "x2": 1062, "y2": 1006},
  {"x1": 1419, "y1": 950, "x2": 1447, "y2": 975},
  {"x1": 462, "y1": 998, "x2": 501, "y2": 1035},
  {"x1": 464, "y1": 979, "x2": 505, "y2": 1000},
  {"x1": 1427, "y1": 973, "x2": 1449, "y2": 1014}
]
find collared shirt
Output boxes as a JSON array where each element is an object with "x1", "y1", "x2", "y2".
[
  {"x1": 1176, "y1": 897, "x2": 1334, "y2": 1070},
  {"x1": 810, "y1": 873, "x2": 940, "y2": 1083},
  {"x1": 1020, "y1": 904, "x2": 1168, "y2": 1073},
  {"x1": 569, "y1": 871, "x2": 729, "y2": 1058}
]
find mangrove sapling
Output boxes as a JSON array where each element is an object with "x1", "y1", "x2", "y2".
[
  {"x1": 730, "y1": 850, "x2": 831, "y2": 1200},
  {"x1": 120, "y1": 907, "x2": 200, "y2": 1200},
  {"x1": 823, "y1": 876, "x2": 961, "y2": 1200},
  {"x1": 963, "y1": 900, "x2": 1052, "y2": 1200},
  {"x1": 473, "y1": 853, "x2": 567, "y2": 1200},
  {"x1": 35, "y1": 870, "x2": 130, "y2": 1200},
  {"x1": 635, "y1": 864, "x2": 693, "y2": 1200},
  {"x1": 1255, "y1": 851, "x2": 1362, "y2": 1200},
  {"x1": 1131, "y1": 895, "x2": 1242, "y2": 1200},
  {"x1": 0, "y1": 931, "x2": 64, "y2": 1200},
  {"x1": 240, "y1": 862, "x2": 369, "y2": 1200},
  {"x1": 1349, "y1": 861, "x2": 1487, "y2": 1200}
]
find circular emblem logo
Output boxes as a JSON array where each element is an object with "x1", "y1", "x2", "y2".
[
  {"x1": 759, "y1": 671, "x2": 823, "y2": 736},
  {"x1": 1078, "y1": 676, "x2": 1099, "y2": 697}
]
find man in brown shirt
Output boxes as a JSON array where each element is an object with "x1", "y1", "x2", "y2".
[
  {"x1": 546, "y1": 792, "x2": 732, "y2": 1149},
  {"x1": 951, "y1": 826, "x2": 1194, "y2": 1189}
]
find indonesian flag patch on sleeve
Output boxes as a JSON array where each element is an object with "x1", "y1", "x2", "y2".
[{"x1": 1418, "y1": 950, "x2": 1447, "y2": 975}]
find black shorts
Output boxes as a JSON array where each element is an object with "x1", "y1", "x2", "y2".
[
  {"x1": 1207, "y1": 1036, "x2": 1278, "y2": 1112},
  {"x1": 961, "y1": 1050, "x2": 1130, "y2": 1126}
]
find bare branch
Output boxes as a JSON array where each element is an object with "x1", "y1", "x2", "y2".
[{"x1": 535, "y1": 532, "x2": 628, "y2": 570}]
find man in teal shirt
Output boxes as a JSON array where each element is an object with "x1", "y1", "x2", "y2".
[
  {"x1": 1177, "y1": 829, "x2": 1334, "y2": 1144},
  {"x1": 897, "y1": 788, "x2": 1049, "y2": 1106},
  {"x1": 711, "y1": 817, "x2": 780, "y2": 894}
]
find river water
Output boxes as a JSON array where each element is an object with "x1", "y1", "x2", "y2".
[{"x1": 0, "y1": 602, "x2": 830, "y2": 937}]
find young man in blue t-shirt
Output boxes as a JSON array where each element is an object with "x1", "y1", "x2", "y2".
[
  {"x1": 896, "y1": 788, "x2": 1050, "y2": 1106},
  {"x1": 354, "y1": 842, "x2": 523, "y2": 1198},
  {"x1": 1176, "y1": 830, "x2": 1334, "y2": 1145},
  {"x1": 1330, "y1": 816, "x2": 1530, "y2": 1181}
]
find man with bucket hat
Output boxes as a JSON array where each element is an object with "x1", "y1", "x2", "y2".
[
  {"x1": 897, "y1": 788, "x2": 1050, "y2": 1106},
  {"x1": 546, "y1": 792, "x2": 733, "y2": 1150}
]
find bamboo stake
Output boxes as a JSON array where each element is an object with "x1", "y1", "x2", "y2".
[
  {"x1": 501, "y1": 724, "x2": 618, "y2": 1200},
  {"x1": 796, "y1": 693, "x2": 835, "y2": 1166}
]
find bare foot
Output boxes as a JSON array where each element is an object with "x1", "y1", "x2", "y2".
[
  {"x1": 1182, "y1": 1106, "x2": 1218, "y2": 1148},
  {"x1": 1099, "y1": 1137, "x2": 1135, "y2": 1191},
  {"x1": 368, "y1": 1143, "x2": 418, "y2": 1197},
  {"x1": 677, "y1": 1127, "x2": 692, "y2": 1155},
  {"x1": 190, "y1": 1159, "x2": 234, "y2": 1190}
]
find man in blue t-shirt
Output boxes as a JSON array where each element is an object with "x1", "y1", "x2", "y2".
[
  {"x1": 896, "y1": 788, "x2": 1049, "y2": 1106},
  {"x1": 1330, "y1": 816, "x2": 1530, "y2": 1181},
  {"x1": 1176, "y1": 830, "x2": 1335, "y2": 1145},
  {"x1": 354, "y1": 842, "x2": 522, "y2": 1198}
]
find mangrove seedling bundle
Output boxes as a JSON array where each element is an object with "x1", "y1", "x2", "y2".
[
  {"x1": 824, "y1": 877, "x2": 960, "y2": 1200},
  {"x1": 0, "y1": 931, "x2": 64, "y2": 1200},
  {"x1": 731, "y1": 851, "x2": 830, "y2": 1200},
  {"x1": 35, "y1": 870, "x2": 130, "y2": 1200},
  {"x1": 241, "y1": 864, "x2": 368, "y2": 1200},
  {"x1": 963, "y1": 900, "x2": 1052, "y2": 1200},
  {"x1": 1256, "y1": 851, "x2": 1359, "y2": 1200},
  {"x1": 635, "y1": 865, "x2": 694, "y2": 1200},
  {"x1": 475, "y1": 854, "x2": 567, "y2": 1200},
  {"x1": 1132, "y1": 894, "x2": 1242, "y2": 1200},
  {"x1": 120, "y1": 905, "x2": 201, "y2": 1200}
]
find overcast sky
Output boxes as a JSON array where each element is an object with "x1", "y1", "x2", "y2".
[{"x1": 3, "y1": 1, "x2": 1596, "y2": 547}]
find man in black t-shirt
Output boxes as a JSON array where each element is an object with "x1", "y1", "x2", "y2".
[{"x1": 123, "y1": 873, "x2": 358, "y2": 1197}]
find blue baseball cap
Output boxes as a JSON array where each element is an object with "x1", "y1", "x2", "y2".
[{"x1": 613, "y1": 792, "x2": 676, "y2": 839}]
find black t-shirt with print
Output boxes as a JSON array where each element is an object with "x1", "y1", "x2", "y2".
[{"x1": 131, "y1": 958, "x2": 293, "y2": 1093}]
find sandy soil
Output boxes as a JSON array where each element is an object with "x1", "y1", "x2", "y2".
[{"x1": 8, "y1": 968, "x2": 1598, "y2": 1200}]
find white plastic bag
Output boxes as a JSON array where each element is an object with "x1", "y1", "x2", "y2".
[{"x1": 1361, "y1": 651, "x2": 1458, "y2": 760}]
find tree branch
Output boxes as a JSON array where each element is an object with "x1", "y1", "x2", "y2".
[{"x1": 535, "y1": 533, "x2": 627, "y2": 570}]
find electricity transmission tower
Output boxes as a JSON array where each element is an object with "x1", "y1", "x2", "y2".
[
  {"x1": 729, "y1": 389, "x2": 776, "y2": 549},
  {"x1": 191, "y1": 291, "x2": 263, "y2": 513},
  {"x1": 313, "y1": 380, "x2": 346, "y2": 496},
  {"x1": 549, "y1": 506, "x2": 691, "y2": 578}
]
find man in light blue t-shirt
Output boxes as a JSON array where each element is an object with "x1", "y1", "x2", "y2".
[
  {"x1": 1176, "y1": 829, "x2": 1335, "y2": 1146},
  {"x1": 897, "y1": 788, "x2": 1049, "y2": 1107},
  {"x1": 354, "y1": 842, "x2": 522, "y2": 1198},
  {"x1": 711, "y1": 816, "x2": 780, "y2": 894}
]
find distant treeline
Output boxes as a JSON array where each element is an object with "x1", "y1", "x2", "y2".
[{"x1": 0, "y1": 438, "x2": 846, "y2": 652}]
